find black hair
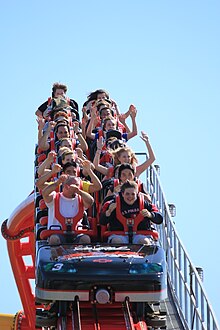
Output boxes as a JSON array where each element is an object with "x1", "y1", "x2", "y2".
[
  {"x1": 62, "y1": 161, "x2": 78, "y2": 172},
  {"x1": 120, "y1": 180, "x2": 138, "y2": 193},
  {"x1": 87, "y1": 89, "x2": 110, "y2": 102},
  {"x1": 118, "y1": 163, "x2": 135, "y2": 179},
  {"x1": 52, "y1": 82, "x2": 67, "y2": 97},
  {"x1": 99, "y1": 107, "x2": 114, "y2": 117},
  {"x1": 96, "y1": 99, "x2": 112, "y2": 112},
  {"x1": 54, "y1": 122, "x2": 70, "y2": 134}
]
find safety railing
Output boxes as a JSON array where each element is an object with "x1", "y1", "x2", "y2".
[{"x1": 136, "y1": 153, "x2": 219, "y2": 330}]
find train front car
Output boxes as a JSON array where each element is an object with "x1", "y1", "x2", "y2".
[
  {"x1": 35, "y1": 240, "x2": 167, "y2": 328},
  {"x1": 36, "y1": 243, "x2": 166, "y2": 303}
]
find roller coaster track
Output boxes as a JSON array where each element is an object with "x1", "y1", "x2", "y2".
[
  {"x1": 55, "y1": 298, "x2": 148, "y2": 330},
  {"x1": 1, "y1": 154, "x2": 219, "y2": 329}
]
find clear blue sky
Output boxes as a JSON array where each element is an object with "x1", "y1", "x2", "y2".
[{"x1": 0, "y1": 0, "x2": 219, "y2": 324}]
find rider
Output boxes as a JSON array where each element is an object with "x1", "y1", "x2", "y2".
[
  {"x1": 35, "y1": 82, "x2": 78, "y2": 118},
  {"x1": 103, "y1": 163, "x2": 151, "y2": 202},
  {"x1": 100, "y1": 180, "x2": 162, "y2": 244},
  {"x1": 42, "y1": 174, "x2": 94, "y2": 247}
]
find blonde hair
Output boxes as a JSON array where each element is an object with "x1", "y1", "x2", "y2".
[
  {"x1": 58, "y1": 146, "x2": 71, "y2": 157},
  {"x1": 62, "y1": 150, "x2": 74, "y2": 161},
  {"x1": 111, "y1": 146, "x2": 138, "y2": 166},
  {"x1": 102, "y1": 116, "x2": 116, "y2": 131},
  {"x1": 59, "y1": 138, "x2": 72, "y2": 146}
]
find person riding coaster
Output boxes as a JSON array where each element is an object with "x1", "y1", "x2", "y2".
[
  {"x1": 100, "y1": 180, "x2": 163, "y2": 244},
  {"x1": 40, "y1": 174, "x2": 95, "y2": 257}
]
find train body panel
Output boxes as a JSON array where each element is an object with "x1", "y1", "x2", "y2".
[{"x1": 36, "y1": 243, "x2": 167, "y2": 304}]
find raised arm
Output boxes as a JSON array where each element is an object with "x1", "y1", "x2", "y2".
[
  {"x1": 77, "y1": 133, "x2": 88, "y2": 152},
  {"x1": 135, "y1": 132, "x2": 156, "y2": 178},
  {"x1": 36, "y1": 163, "x2": 62, "y2": 191},
  {"x1": 37, "y1": 150, "x2": 57, "y2": 177},
  {"x1": 85, "y1": 106, "x2": 99, "y2": 140},
  {"x1": 118, "y1": 114, "x2": 131, "y2": 133},
  {"x1": 82, "y1": 160, "x2": 102, "y2": 193},
  {"x1": 93, "y1": 137, "x2": 109, "y2": 176},
  {"x1": 69, "y1": 184, "x2": 94, "y2": 209},
  {"x1": 75, "y1": 147, "x2": 87, "y2": 163},
  {"x1": 126, "y1": 105, "x2": 138, "y2": 140},
  {"x1": 38, "y1": 121, "x2": 56, "y2": 152},
  {"x1": 36, "y1": 117, "x2": 45, "y2": 142},
  {"x1": 72, "y1": 121, "x2": 88, "y2": 152},
  {"x1": 86, "y1": 117, "x2": 96, "y2": 140},
  {"x1": 81, "y1": 106, "x2": 90, "y2": 138},
  {"x1": 42, "y1": 174, "x2": 66, "y2": 204}
]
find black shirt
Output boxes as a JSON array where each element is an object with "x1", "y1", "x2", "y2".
[{"x1": 100, "y1": 193, "x2": 163, "y2": 231}]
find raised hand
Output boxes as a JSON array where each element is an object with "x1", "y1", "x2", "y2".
[
  {"x1": 129, "y1": 105, "x2": 137, "y2": 118},
  {"x1": 48, "y1": 121, "x2": 56, "y2": 131},
  {"x1": 72, "y1": 121, "x2": 80, "y2": 133},
  {"x1": 48, "y1": 150, "x2": 57, "y2": 162},
  {"x1": 140, "y1": 131, "x2": 149, "y2": 143},
  {"x1": 97, "y1": 136, "x2": 104, "y2": 150},
  {"x1": 90, "y1": 104, "x2": 97, "y2": 118},
  {"x1": 118, "y1": 113, "x2": 126, "y2": 124},
  {"x1": 69, "y1": 184, "x2": 80, "y2": 194},
  {"x1": 58, "y1": 174, "x2": 68, "y2": 183},
  {"x1": 82, "y1": 106, "x2": 89, "y2": 122},
  {"x1": 75, "y1": 147, "x2": 83, "y2": 159},
  {"x1": 36, "y1": 117, "x2": 45, "y2": 130},
  {"x1": 82, "y1": 159, "x2": 92, "y2": 171},
  {"x1": 51, "y1": 163, "x2": 62, "y2": 174}
]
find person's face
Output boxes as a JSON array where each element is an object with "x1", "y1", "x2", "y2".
[
  {"x1": 120, "y1": 169, "x2": 134, "y2": 183},
  {"x1": 63, "y1": 154, "x2": 75, "y2": 164},
  {"x1": 54, "y1": 88, "x2": 65, "y2": 98},
  {"x1": 63, "y1": 178, "x2": 79, "y2": 196},
  {"x1": 122, "y1": 187, "x2": 138, "y2": 205},
  {"x1": 64, "y1": 166, "x2": 78, "y2": 176},
  {"x1": 118, "y1": 151, "x2": 132, "y2": 164},
  {"x1": 97, "y1": 92, "x2": 107, "y2": 100},
  {"x1": 56, "y1": 126, "x2": 69, "y2": 139},
  {"x1": 105, "y1": 119, "x2": 116, "y2": 131},
  {"x1": 61, "y1": 139, "x2": 72, "y2": 149},
  {"x1": 100, "y1": 108, "x2": 111, "y2": 119}
]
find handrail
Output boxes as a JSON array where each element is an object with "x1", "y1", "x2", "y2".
[
  {"x1": 145, "y1": 161, "x2": 219, "y2": 330},
  {"x1": 135, "y1": 152, "x2": 219, "y2": 330}
]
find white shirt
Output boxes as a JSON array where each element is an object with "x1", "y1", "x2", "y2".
[{"x1": 46, "y1": 192, "x2": 79, "y2": 230}]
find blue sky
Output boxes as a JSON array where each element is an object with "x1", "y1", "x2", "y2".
[{"x1": 0, "y1": 0, "x2": 219, "y2": 324}]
